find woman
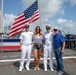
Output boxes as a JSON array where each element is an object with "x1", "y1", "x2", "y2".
[{"x1": 33, "y1": 26, "x2": 43, "y2": 71}]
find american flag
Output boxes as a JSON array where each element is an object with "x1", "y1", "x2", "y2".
[{"x1": 8, "y1": 0, "x2": 40, "y2": 38}]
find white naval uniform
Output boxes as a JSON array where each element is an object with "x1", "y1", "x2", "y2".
[
  {"x1": 19, "y1": 31, "x2": 33, "y2": 68},
  {"x1": 43, "y1": 31, "x2": 54, "y2": 70}
]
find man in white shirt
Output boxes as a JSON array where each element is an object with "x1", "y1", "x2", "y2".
[
  {"x1": 43, "y1": 25, "x2": 54, "y2": 71},
  {"x1": 19, "y1": 24, "x2": 33, "y2": 71}
]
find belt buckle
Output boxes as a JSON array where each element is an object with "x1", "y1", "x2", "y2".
[
  {"x1": 24, "y1": 44, "x2": 29, "y2": 46},
  {"x1": 26, "y1": 44, "x2": 28, "y2": 46},
  {"x1": 27, "y1": 44, "x2": 30, "y2": 46},
  {"x1": 47, "y1": 44, "x2": 50, "y2": 46}
]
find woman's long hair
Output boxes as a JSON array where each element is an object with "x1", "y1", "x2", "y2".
[{"x1": 34, "y1": 26, "x2": 42, "y2": 35}]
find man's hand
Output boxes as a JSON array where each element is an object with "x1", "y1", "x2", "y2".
[
  {"x1": 62, "y1": 49, "x2": 64, "y2": 54},
  {"x1": 20, "y1": 39, "x2": 22, "y2": 51},
  {"x1": 62, "y1": 42, "x2": 65, "y2": 54},
  {"x1": 20, "y1": 46, "x2": 22, "y2": 51}
]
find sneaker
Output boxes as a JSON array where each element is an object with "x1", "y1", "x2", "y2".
[
  {"x1": 19, "y1": 67, "x2": 23, "y2": 71},
  {"x1": 57, "y1": 72, "x2": 63, "y2": 75},
  {"x1": 25, "y1": 65, "x2": 30, "y2": 71},
  {"x1": 54, "y1": 70, "x2": 57, "y2": 72},
  {"x1": 57, "y1": 71, "x2": 63, "y2": 75},
  {"x1": 44, "y1": 68, "x2": 47, "y2": 71},
  {"x1": 50, "y1": 68, "x2": 54, "y2": 71}
]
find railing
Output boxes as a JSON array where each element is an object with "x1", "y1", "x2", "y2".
[
  {"x1": 0, "y1": 38, "x2": 76, "y2": 51},
  {"x1": 0, "y1": 39, "x2": 20, "y2": 51}
]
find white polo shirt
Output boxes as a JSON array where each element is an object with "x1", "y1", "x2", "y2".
[{"x1": 20, "y1": 31, "x2": 33, "y2": 45}]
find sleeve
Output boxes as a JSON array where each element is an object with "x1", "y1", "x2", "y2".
[
  {"x1": 51, "y1": 32, "x2": 54, "y2": 44},
  {"x1": 60, "y1": 34, "x2": 65, "y2": 43},
  {"x1": 32, "y1": 34, "x2": 34, "y2": 42},
  {"x1": 31, "y1": 32, "x2": 34, "y2": 35},
  {"x1": 19, "y1": 33, "x2": 23, "y2": 40}
]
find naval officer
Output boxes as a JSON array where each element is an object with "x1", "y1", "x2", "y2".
[
  {"x1": 43, "y1": 25, "x2": 54, "y2": 71},
  {"x1": 19, "y1": 24, "x2": 33, "y2": 71}
]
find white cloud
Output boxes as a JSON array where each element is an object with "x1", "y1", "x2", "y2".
[
  {"x1": 70, "y1": 0, "x2": 76, "y2": 6},
  {"x1": 56, "y1": 18, "x2": 76, "y2": 34},
  {"x1": 59, "y1": 9, "x2": 65, "y2": 15},
  {"x1": 40, "y1": 0, "x2": 64, "y2": 18},
  {"x1": 4, "y1": 14, "x2": 17, "y2": 26},
  {"x1": 57, "y1": 18, "x2": 67, "y2": 24}
]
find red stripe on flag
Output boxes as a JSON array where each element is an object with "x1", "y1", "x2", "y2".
[
  {"x1": 31, "y1": 17, "x2": 40, "y2": 23},
  {"x1": 9, "y1": 28, "x2": 24, "y2": 38},
  {"x1": 15, "y1": 13, "x2": 24, "y2": 20},
  {"x1": 10, "y1": 18, "x2": 31, "y2": 30},
  {"x1": 13, "y1": 17, "x2": 25, "y2": 25},
  {"x1": 29, "y1": 12, "x2": 40, "y2": 23},
  {"x1": 9, "y1": 27, "x2": 24, "y2": 34}
]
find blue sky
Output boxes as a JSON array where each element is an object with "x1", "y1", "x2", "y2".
[
  {"x1": 0, "y1": 0, "x2": 23, "y2": 15},
  {"x1": 0, "y1": 0, "x2": 76, "y2": 34}
]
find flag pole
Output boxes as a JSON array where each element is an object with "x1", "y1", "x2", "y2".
[
  {"x1": 1, "y1": 0, "x2": 4, "y2": 34},
  {"x1": 0, "y1": 0, "x2": 4, "y2": 35},
  {"x1": 1, "y1": 0, "x2": 4, "y2": 51},
  {"x1": 37, "y1": 0, "x2": 43, "y2": 32}
]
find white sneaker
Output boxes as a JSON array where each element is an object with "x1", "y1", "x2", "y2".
[
  {"x1": 25, "y1": 65, "x2": 30, "y2": 71},
  {"x1": 44, "y1": 68, "x2": 47, "y2": 71},
  {"x1": 50, "y1": 68, "x2": 54, "y2": 71},
  {"x1": 19, "y1": 67, "x2": 23, "y2": 71}
]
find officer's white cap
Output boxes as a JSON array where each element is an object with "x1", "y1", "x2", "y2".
[
  {"x1": 53, "y1": 27, "x2": 59, "y2": 30},
  {"x1": 46, "y1": 24, "x2": 51, "y2": 27},
  {"x1": 24, "y1": 24, "x2": 30, "y2": 28},
  {"x1": 46, "y1": 24, "x2": 51, "y2": 28}
]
